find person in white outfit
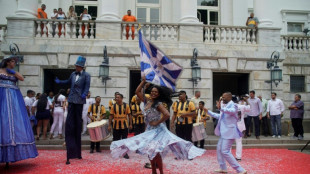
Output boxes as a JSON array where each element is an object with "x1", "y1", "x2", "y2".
[
  {"x1": 82, "y1": 91, "x2": 94, "y2": 135},
  {"x1": 267, "y1": 92, "x2": 285, "y2": 138},
  {"x1": 233, "y1": 96, "x2": 250, "y2": 161},
  {"x1": 50, "y1": 89, "x2": 66, "y2": 139}
]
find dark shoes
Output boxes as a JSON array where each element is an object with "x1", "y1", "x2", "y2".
[
  {"x1": 144, "y1": 163, "x2": 152, "y2": 169},
  {"x1": 124, "y1": 153, "x2": 130, "y2": 159},
  {"x1": 96, "y1": 149, "x2": 101, "y2": 153},
  {"x1": 66, "y1": 160, "x2": 70, "y2": 165},
  {"x1": 90, "y1": 149, "x2": 94, "y2": 153},
  {"x1": 236, "y1": 158, "x2": 241, "y2": 161}
]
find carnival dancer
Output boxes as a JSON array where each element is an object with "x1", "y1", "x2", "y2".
[
  {"x1": 171, "y1": 91, "x2": 196, "y2": 142},
  {"x1": 0, "y1": 55, "x2": 38, "y2": 169},
  {"x1": 207, "y1": 92, "x2": 247, "y2": 174},
  {"x1": 87, "y1": 96, "x2": 106, "y2": 153},
  {"x1": 131, "y1": 96, "x2": 145, "y2": 135},
  {"x1": 50, "y1": 89, "x2": 66, "y2": 139},
  {"x1": 193, "y1": 101, "x2": 210, "y2": 148},
  {"x1": 55, "y1": 56, "x2": 91, "y2": 165},
  {"x1": 111, "y1": 78, "x2": 205, "y2": 174},
  {"x1": 108, "y1": 93, "x2": 132, "y2": 159}
]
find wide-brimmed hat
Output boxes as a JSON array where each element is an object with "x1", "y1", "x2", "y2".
[
  {"x1": 74, "y1": 56, "x2": 86, "y2": 68},
  {"x1": 0, "y1": 55, "x2": 19, "y2": 68}
]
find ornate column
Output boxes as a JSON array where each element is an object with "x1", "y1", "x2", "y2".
[
  {"x1": 97, "y1": 0, "x2": 121, "y2": 21},
  {"x1": 14, "y1": 0, "x2": 38, "y2": 18},
  {"x1": 178, "y1": 0, "x2": 199, "y2": 23},
  {"x1": 253, "y1": 0, "x2": 273, "y2": 27}
]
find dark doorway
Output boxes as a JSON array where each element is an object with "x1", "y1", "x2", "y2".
[
  {"x1": 129, "y1": 70, "x2": 141, "y2": 103},
  {"x1": 212, "y1": 72, "x2": 249, "y2": 110},
  {"x1": 44, "y1": 69, "x2": 75, "y2": 95}
]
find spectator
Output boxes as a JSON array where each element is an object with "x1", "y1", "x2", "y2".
[
  {"x1": 122, "y1": 10, "x2": 137, "y2": 40},
  {"x1": 67, "y1": 6, "x2": 77, "y2": 20},
  {"x1": 258, "y1": 95, "x2": 270, "y2": 137},
  {"x1": 82, "y1": 91, "x2": 95, "y2": 135},
  {"x1": 190, "y1": 91, "x2": 201, "y2": 109},
  {"x1": 288, "y1": 94, "x2": 304, "y2": 140},
  {"x1": 47, "y1": 91, "x2": 54, "y2": 103},
  {"x1": 50, "y1": 89, "x2": 66, "y2": 139},
  {"x1": 246, "y1": 13, "x2": 259, "y2": 28},
  {"x1": 246, "y1": 90, "x2": 262, "y2": 139},
  {"x1": 24, "y1": 90, "x2": 35, "y2": 117},
  {"x1": 80, "y1": 8, "x2": 92, "y2": 38},
  {"x1": 32, "y1": 93, "x2": 53, "y2": 140},
  {"x1": 267, "y1": 92, "x2": 285, "y2": 139},
  {"x1": 37, "y1": 4, "x2": 48, "y2": 36},
  {"x1": 51, "y1": 8, "x2": 58, "y2": 19},
  {"x1": 56, "y1": 8, "x2": 67, "y2": 37}
]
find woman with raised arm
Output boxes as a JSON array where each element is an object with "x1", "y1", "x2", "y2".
[
  {"x1": 111, "y1": 77, "x2": 205, "y2": 174},
  {"x1": 0, "y1": 56, "x2": 38, "y2": 169}
]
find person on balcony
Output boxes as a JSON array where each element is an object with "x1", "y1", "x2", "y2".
[
  {"x1": 37, "y1": 4, "x2": 48, "y2": 36},
  {"x1": 51, "y1": 9, "x2": 58, "y2": 36},
  {"x1": 67, "y1": 6, "x2": 77, "y2": 20},
  {"x1": 122, "y1": 10, "x2": 137, "y2": 40},
  {"x1": 246, "y1": 13, "x2": 259, "y2": 28},
  {"x1": 56, "y1": 8, "x2": 67, "y2": 37},
  {"x1": 80, "y1": 8, "x2": 92, "y2": 38}
]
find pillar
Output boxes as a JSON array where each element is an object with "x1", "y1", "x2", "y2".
[
  {"x1": 14, "y1": 0, "x2": 38, "y2": 18},
  {"x1": 97, "y1": 0, "x2": 121, "y2": 21}
]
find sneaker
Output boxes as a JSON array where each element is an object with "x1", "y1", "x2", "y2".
[
  {"x1": 236, "y1": 158, "x2": 241, "y2": 161},
  {"x1": 214, "y1": 169, "x2": 228, "y2": 173},
  {"x1": 298, "y1": 135, "x2": 304, "y2": 140},
  {"x1": 124, "y1": 153, "x2": 130, "y2": 159},
  {"x1": 278, "y1": 136, "x2": 281, "y2": 139},
  {"x1": 272, "y1": 135, "x2": 276, "y2": 138}
]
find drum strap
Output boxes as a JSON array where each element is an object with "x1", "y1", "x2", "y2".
[{"x1": 197, "y1": 109, "x2": 201, "y2": 123}]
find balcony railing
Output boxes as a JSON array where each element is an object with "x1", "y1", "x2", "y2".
[
  {"x1": 121, "y1": 22, "x2": 179, "y2": 41},
  {"x1": 0, "y1": 25, "x2": 7, "y2": 42},
  {"x1": 203, "y1": 25, "x2": 257, "y2": 44},
  {"x1": 35, "y1": 19, "x2": 96, "y2": 39},
  {"x1": 282, "y1": 35, "x2": 310, "y2": 51}
]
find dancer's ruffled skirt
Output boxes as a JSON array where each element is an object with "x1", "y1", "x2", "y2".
[
  {"x1": 111, "y1": 123, "x2": 205, "y2": 160},
  {"x1": 0, "y1": 86, "x2": 38, "y2": 163}
]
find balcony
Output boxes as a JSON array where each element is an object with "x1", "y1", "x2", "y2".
[{"x1": 282, "y1": 35, "x2": 310, "y2": 52}]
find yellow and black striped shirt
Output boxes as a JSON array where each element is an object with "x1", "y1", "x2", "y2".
[
  {"x1": 173, "y1": 100, "x2": 196, "y2": 125},
  {"x1": 110, "y1": 103, "x2": 131, "y2": 130},
  {"x1": 195, "y1": 109, "x2": 209, "y2": 128},
  {"x1": 88, "y1": 104, "x2": 106, "y2": 122},
  {"x1": 131, "y1": 103, "x2": 144, "y2": 124}
]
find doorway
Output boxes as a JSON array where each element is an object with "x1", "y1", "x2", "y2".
[
  {"x1": 44, "y1": 69, "x2": 75, "y2": 95},
  {"x1": 129, "y1": 70, "x2": 141, "y2": 103},
  {"x1": 212, "y1": 72, "x2": 249, "y2": 109}
]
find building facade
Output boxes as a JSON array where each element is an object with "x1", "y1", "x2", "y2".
[{"x1": 0, "y1": 0, "x2": 309, "y2": 128}]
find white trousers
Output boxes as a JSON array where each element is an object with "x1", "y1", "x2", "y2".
[
  {"x1": 50, "y1": 107, "x2": 64, "y2": 134},
  {"x1": 235, "y1": 137, "x2": 243, "y2": 159},
  {"x1": 82, "y1": 110, "x2": 89, "y2": 134}
]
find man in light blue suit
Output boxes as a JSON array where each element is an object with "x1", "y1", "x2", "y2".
[
  {"x1": 207, "y1": 92, "x2": 247, "y2": 174},
  {"x1": 55, "y1": 56, "x2": 91, "y2": 165}
]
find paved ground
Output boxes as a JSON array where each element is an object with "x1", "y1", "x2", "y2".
[{"x1": 1, "y1": 149, "x2": 310, "y2": 174}]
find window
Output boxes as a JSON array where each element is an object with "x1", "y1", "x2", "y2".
[
  {"x1": 74, "y1": 0, "x2": 98, "y2": 19},
  {"x1": 197, "y1": 0, "x2": 220, "y2": 25},
  {"x1": 197, "y1": 0, "x2": 218, "y2": 6},
  {"x1": 290, "y1": 76, "x2": 305, "y2": 92},
  {"x1": 287, "y1": 23, "x2": 304, "y2": 33},
  {"x1": 136, "y1": 0, "x2": 160, "y2": 23}
]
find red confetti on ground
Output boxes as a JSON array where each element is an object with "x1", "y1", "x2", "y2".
[{"x1": 1, "y1": 149, "x2": 310, "y2": 174}]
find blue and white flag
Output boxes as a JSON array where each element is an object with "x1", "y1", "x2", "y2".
[{"x1": 139, "y1": 30, "x2": 183, "y2": 91}]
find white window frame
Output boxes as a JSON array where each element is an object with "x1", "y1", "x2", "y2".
[
  {"x1": 281, "y1": 10, "x2": 310, "y2": 35},
  {"x1": 197, "y1": 0, "x2": 220, "y2": 25},
  {"x1": 136, "y1": 0, "x2": 161, "y2": 23},
  {"x1": 287, "y1": 22, "x2": 304, "y2": 35}
]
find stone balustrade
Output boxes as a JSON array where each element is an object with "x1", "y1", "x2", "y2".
[
  {"x1": 121, "y1": 22, "x2": 179, "y2": 41},
  {"x1": 203, "y1": 25, "x2": 257, "y2": 44},
  {"x1": 282, "y1": 35, "x2": 310, "y2": 51},
  {"x1": 0, "y1": 25, "x2": 7, "y2": 42},
  {"x1": 35, "y1": 19, "x2": 96, "y2": 39}
]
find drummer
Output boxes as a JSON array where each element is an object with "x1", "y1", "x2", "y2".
[
  {"x1": 193, "y1": 101, "x2": 210, "y2": 148},
  {"x1": 109, "y1": 92, "x2": 120, "y2": 110},
  {"x1": 131, "y1": 96, "x2": 144, "y2": 135},
  {"x1": 108, "y1": 93, "x2": 132, "y2": 159},
  {"x1": 87, "y1": 96, "x2": 106, "y2": 153},
  {"x1": 170, "y1": 91, "x2": 196, "y2": 142}
]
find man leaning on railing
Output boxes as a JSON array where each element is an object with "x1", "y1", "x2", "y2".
[{"x1": 122, "y1": 10, "x2": 137, "y2": 40}]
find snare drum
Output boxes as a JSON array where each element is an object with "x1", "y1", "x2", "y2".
[
  {"x1": 87, "y1": 119, "x2": 110, "y2": 142},
  {"x1": 192, "y1": 122, "x2": 207, "y2": 142}
]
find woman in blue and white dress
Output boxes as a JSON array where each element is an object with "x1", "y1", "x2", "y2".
[
  {"x1": 111, "y1": 77, "x2": 205, "y2": 174},
  {"x1": 0, "y1": 56, "x2": 38, "y2": 168}
]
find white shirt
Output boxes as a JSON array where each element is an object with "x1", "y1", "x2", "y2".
[
  {"x1": 237, "y1": 104, "x2": 251, "y2": 132},
  {"x1": 190, "y1": 97, "x2": 201, "y2": 108},
  {"x1": 24, "y1": 96, "x2": 35, "y2": 115},
  {"x1": 57, "y1": 13, "x2": 66, "y2": 19},
  {"x1": 75, "y1": 70, "x2": 83, "y2": 82},
  {"x1": 51, "y1": 13, "x2": 57, "y2": 19},
  {"x1": 54, "y1": 94, "x2": 66, "y2": 107},
  {"x1": 267, "y1": 98, "x2": 285, "y2": 116},
  {"x1": 83, "y1": 98, "x2": 95, "y2": 112},
  {"x1": 33, "y1": 100, "x2": 52, "y2": 110},
  {"x1": 81, "y1": 14, "x2": 91, "y2": 21}
]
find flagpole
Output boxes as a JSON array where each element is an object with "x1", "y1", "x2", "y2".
[{"x1": 137, "y1": 23, "x2": 142, "y2": 32}]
